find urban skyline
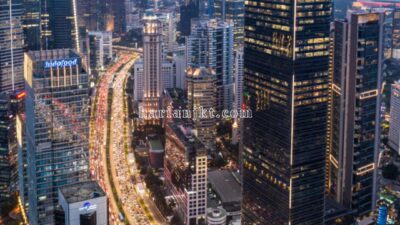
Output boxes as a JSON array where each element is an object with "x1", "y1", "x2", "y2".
[{"x1": 1, "y1": 0, "x2": 400, "y2": 225}]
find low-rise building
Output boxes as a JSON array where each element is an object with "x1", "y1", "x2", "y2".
[{"x1": 57, "y1": 181, "x2": 108, "y2": 225}]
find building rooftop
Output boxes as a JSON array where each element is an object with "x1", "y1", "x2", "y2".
[
  {"x1": 208, "y1": 170, "x2": 242, "y2": 204},
  {"x1": 167, "y1": 122, "x2": 206, "y2": 155},
  {"x1": 27, "y1": 49, "x2": 79, "y2": 62},
  {"x1": 149, "y1": 138, "x2": 164, "y2": 151},
  {"x1": 59, "y1": 181, "x2": 106, "y2": 204}
]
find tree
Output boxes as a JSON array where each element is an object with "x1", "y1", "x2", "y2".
[{"x1": 382, "y1": 163, "x2": 399, "y2": 180}]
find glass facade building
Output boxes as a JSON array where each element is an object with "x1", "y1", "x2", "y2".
[
  {"x1": 0, "y1": 0, "x2": 24, "y2": 93},
  {"x1": 213, "y1": 0, "x2": 244, "y2": 47},
  {"x1": 242, "y1": 0, "x2": 332, "y2": 224},
  {"x1": 25, "y1": 49, "x2": 90, "y2": 225},
  {"x1": 328, "y1": 12, "x2": 384, "y2": 218},
  {"x1": 186, "y1": 19, "x2": 234, "y2": 111}
]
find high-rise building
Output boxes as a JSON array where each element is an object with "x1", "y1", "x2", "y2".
[
  {"x1": 76, "y1": 0, "x2": 97, "y2": 31},
  {"x1": 0, "y1": 0, "x2": 24, "y2": 93},
  {"x1": 186, "y1": 67, "x2": 217, "y2": 150},
  {"x1": 112, "y1": 0, "x2": 126, "y2": 34},
  {"x1": 142, "y1": 13, "x2": 163, "y2": 119},
  {"x1": 352, "y1": 0, "x2": 400, "y2": 60},
  {"x1": 187, "y1": 19, "x2": 234, "y2": 111},
  {"x1": 392, "y1": 9, "x2": 400, "y2": 59},
  {"x1": 178, "y1": 0, "x2": 200, "y2": 36},
  {"x1": 173, "y1": 46, "x2": 187, "y2": 90},
  {"x1": 164, "y1": 122, "x2": 208, "y2": 225},
  {"x1": 242, "y1": 0, "x2": 331, "y2": 224},
  {"x1": 41, "y1": 0, "x2": 80, "y2": 51},
  {"x1": 133, "y1": 58, "x2": 174, "y2": 102},
  {"x1": 0, "y1": 92, "x2": 24, "y2": 200},
  {"x1": 21, "y1": 0, "x2": 41, "y2": 50},
  {"x1": 213, "y1": 0, "x2": 244, "y2": 47},
  {"x1": 389, "y1": 81, "x2": 400, "y2": 153},
  {"x1": 232, "y1": 48, "x2": 243, "y2": 145},
  {"x1": 25, "y1": 49, "x2": 90, "y2": 225},
  {"x1": 327, "y1": 11, "x2": 384, "y2": 219},
  {"x1": 88, "y1": 31, "x2": 113, "y2": 72},
  {"x1": 233, "y1": 48, "x2": 243, "y2": 112}
]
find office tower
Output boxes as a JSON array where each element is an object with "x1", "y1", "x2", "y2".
[
  {"x1": 0, "y1": 93, "x2": 20, "y2": 200},
  {"x1": 88, "y1": 31, "x2": 113, "y2": 72},
  {"x1": 388, "y1": 81, "x2": 400, "y2": 154},
  {"x1": 392, "y1": 9, "x2": 400, "y2": 59},
  {"x1": 233, "y1": 48, "x2": 243, "y2": 112},
  {"x1": 187, "y1": 67, "x2": 217, "y2": 150},
  {"x1": 41, "y1": 0, "x2": 80, "y2": 51},
  {"x1": 125, "y1": 1, "x2": 141, "y2": 31},
  {"x1": 187, "y1": 19, "x2": 234, "y2": 111},
  {"x1": 242, "y1": 0, "x2": 331, "y2": 224},
  {"x1": 164, "y1": 122, "x2": 207, "y2": 225},
  {"x1": 389, "y1": 81, "x2": 400, "y2": 153},
  {"x1": 57, "y1": 181, "x2": 108, "y2": 225},
  {"x1": 0, "y1": 0, "x2": 24, "y2": 93},
  {"x1": 352, "y1": 1, "x2": 400, "y2": 60},
  {"x1": 232, "y1": 48, "x2": 243, "y2": 145},
  {"x1": 328, "y1": 12, "x2": 384, "y2": 218},
  {"x1": 157, "y1": 12, "x2": 178, "y2": 54},
  {"x1": 134, "y1": 58, "x2": 174, "y2": 101},
  {"x1": 173, "y1": 46, "x2": 187, "y2": 89},
  {"x1": 21, "y1": 0, "x2": 41, "y2": 50},
  {"x1": 179, "y1": 0, "x2": 200, "y2": 36},
  {"x1": 76, "y1": 0, "x2": 98, "y2": 31},
  {"x1": 213, "y1": 0, "x2": 244, "y2": 47},
  {"x1": 112, "y1": 0, "x2": 126, "y2": 34},
  {"x1": 25, "y1": 49, "x2": 90, "y2": 225},
  {"x1": 142, "y1": 13, "x2": 163, "y2": 118}
]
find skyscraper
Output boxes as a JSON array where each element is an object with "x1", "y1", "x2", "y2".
[
  {"x1": 0, "y1": 0, "x2": 24, "y2": 92},
  {"x1": 41, "y1": 0, "x2": 80, "y2": 51},
  {"x1": 25, "y1": 49, "x2": 90, "y2": 225},
  {"x1": 164, "y1": 122, "x2": 208, "y2": 225},
  {"x1": 141, "y1": 12, "x2": 163, "y2": 123},
  {"x1": 187, "y1": 19, "x2": 234, "y2": 111},
  {"x1": 178, "y1": 0, "x2": 200, "y2": 36},
  {"x1": 21, "y1": 0, "x2": 41, "y2": 50},
  {"x1": 186, "y1": 67, "x2": 217, "y2": 150},
  {"x1": 213, "y1": 0, "x2": 244, "y2": 47},
  {"x1": 242, "y1": 0, "x2": 332, "y2": 224},
  {"x1": 389, "y1": 81, "x2": 400, "y2": 153},
  {"x1": 327, "y1": 11, "x2": 384, "y2": 219},
  {"x1": 88, "y1": 31, "x2": 113, "y2": 72}
]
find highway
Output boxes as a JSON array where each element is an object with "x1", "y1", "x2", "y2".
[{"x1": 90, "y1": 51, "x2": 166, "y2": 225}]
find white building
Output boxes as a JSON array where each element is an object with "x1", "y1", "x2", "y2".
[
  {"x1": 207, "y1": 208, "x2": 227, "y2": 225},
  {"x1": 233, "y1": 48, "x2": 243, "y2": 111},
  {"x1": 389, "y1": 81, "x2": 400, "y2": 153},
  {"x1": 164, "y1": 123, "x2": 208, "y2": 225},
  {"x1": 133, "y1": 59, "x2": 173, "y2": 101},
  {"x1": 58, "y1": 181, "x2": 107, "y2": 225},
  {"x1": 156, "y1": 12, "x2": 178, "y2": 54}
]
